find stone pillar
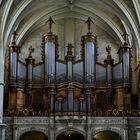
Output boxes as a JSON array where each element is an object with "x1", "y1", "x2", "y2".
[
  {"x1": 49, "y1": 116, "x2": 55, "y2": 140},
  {"x1": 136, "y1": 127, "x2": 140, "y2": 140},
  {"x1": 123, "y1": 126, "x2": 128, "y2": 140},
  {"x1": 87, "y1": 128, "x2": 92, "y2": 140},
  {"x1": 0, "y1": 43, "x2": 5, "y2": 139},
  {"x1": 16, "y1": 88, "x2": 24, "y2": 111},
  {"x1": 0, "y1": 125, "x2": 6, "y2": 140},
  {"x1": 0, "y1": 80, "x2": 4, "y2": 123},
  {"x1": 86, "y1": 117, "x2": 92, "y2": 140}
]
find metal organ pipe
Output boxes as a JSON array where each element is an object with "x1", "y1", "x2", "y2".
[
  {"x1": 44, "y1": 17, "x2": 57, "y2": 86},
  {"x1": 25, "y1": 57, "x2": 34, "y2": 86},
  {"x1": 65, "y1": 43, "x2": 74, "y2": 81},
  {"x1": 44, "y1": 34, "x2": 57, "y2": 85},
  {"x1": 81, "y1": 34, "x2": 96, "y2": 84},
  {"x1": 9, "y1": 31, "x2": 20, "y2": 85},
  {"x1": 104, "y1": 46, "x2": 114, "y2": 85},
  {"x1": 122, "y1": 46, "x2": 131, "y2": 84},
  {"x1": 122, "y1": 32, "x2": 131, "y2": 84}
]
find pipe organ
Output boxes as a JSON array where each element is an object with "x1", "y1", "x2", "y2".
[
  {"x1": 7, "y1": 17, "x2": 132, "y2": 115},
  {"x1": 9, "y1": 31, "x2": 20, "y2": 85},
  {"x1": 44, "y1": 32, "x2": 57, "y2": 85}
]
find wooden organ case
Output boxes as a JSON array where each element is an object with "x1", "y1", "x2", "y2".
[{"x1": 7, "y1": 17, "x2": 132, "y2": 115}]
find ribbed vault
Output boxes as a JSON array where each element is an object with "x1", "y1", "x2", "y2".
[{"x1": 0, "y1": 0, "x2": 140, "y2": 62}]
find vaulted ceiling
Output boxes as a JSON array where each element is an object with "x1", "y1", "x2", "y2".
[{"x1": 0, "y1": 0, "x2": 140, "y2": 63}]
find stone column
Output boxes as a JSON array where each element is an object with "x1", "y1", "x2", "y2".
[
  {"x1": 86, "y1": 117, "x2": 92, "y2": 140},
  {"x1": 0, "y1": 43, "x2": 5, "y2": 139},
  {"x1": 49, "y1": 116, "x2": 55, "y2": 140},
  {"x1": 87, "y1": 128, "x2": 92, "y2": 140},
  {"x1": 136, "y1": 127, "x2": 140, "y2": 140},
  {"x1": 0, "y1": 124, "x2": 6, "y2": 140},
  {"x1": 0, "y1": 82, "x2": 4, "y2": 123},
  {"x1": 16, "y1": 88, "x2": 24, "y2": 111},
  {"x1": 121, "y1": 126, "x2": 128, "y2": 140}
]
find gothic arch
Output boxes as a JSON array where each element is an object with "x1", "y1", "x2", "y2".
[
  {"x1": 55, "y1": 127, "x2": 86, "y2": 139},
  {"x1": 91, "y1": 127, "x2": 124, "y2": 140},
  {"x1": 16, "y1": 127, "x2": 49, "y2": 140},
  {"x1": 19, "y1": 131, "x2": 48, "y2": 140},
  {"x1": 92, "y1": 130, "x2": 122, "y2": 140}
]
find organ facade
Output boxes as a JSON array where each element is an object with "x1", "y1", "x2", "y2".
[
  {"x1": 1, "y1": 1, "x2": 140, "y2": 140},
  {"x1": 6, "y1": 17, "x2": 132, "y2": 115}
]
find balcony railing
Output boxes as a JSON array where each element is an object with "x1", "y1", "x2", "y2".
[{"x1": 4, "y1": 109, "x2": 140, "y2": 117}]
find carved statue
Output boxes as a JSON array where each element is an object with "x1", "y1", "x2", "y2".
[
  {"x1": 11, "y1": 30, "x2": 17, "y2": 44},
  {"x1": 106, "y1": 45, "x2": 111, "y2": 55},
  {"x1": 106, "y1": 45, "x2": 112, "y2": 59},
  {"x1": 28, "y1": 46, "x2": 34, "y2": 58},
  {"x1": 46, "y1": 16, "x2": 55, "y2": 33},
  {"x1": 122, "y1": 31, "x2": 129, "y2": 45},
  {"x1": 85, "y1": 17, "x2": 94, "y2": 34}
]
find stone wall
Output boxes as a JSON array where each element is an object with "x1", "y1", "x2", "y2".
[{"x1": 3, "y1": 116, "x2": 140, "y2": 140}]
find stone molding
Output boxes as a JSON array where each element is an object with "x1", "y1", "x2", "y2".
[
  {"x1": 91, "y1": 117, "x2": 127, "y2": 124},
  {"x1": 13, "y1": 117, "x2": 50, "y2": 125}
]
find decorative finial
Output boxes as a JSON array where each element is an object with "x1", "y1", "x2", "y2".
[
  {"x1": 11, "y1": 30, "x2": 17, "y2": 44},
  {"x1": 85, "y1": 17, "x2": 94, "y2": 34},
  {"x1": 46, "y1": 17, "x2": 55, "y2": 33},
  {"x1": 28, "y1": 46, "x2": 34, "y2": 58},
  {"x1": 122, "y1": 31, "x2": 129, "y2": 45}
]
